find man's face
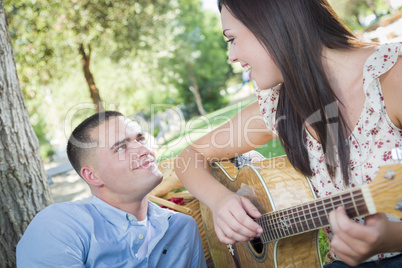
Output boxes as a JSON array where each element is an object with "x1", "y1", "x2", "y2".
[{"x1": 88, "y1": 116, "x2": 162, "y2": 200}]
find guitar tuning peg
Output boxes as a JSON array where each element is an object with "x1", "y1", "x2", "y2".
[
  {"x1": 392, "y1": 147, "x2": 402, "y2": 163},
  {"x1": 383, "y1": 169, "x2": 395, "y2": 180},
  {"x1": 395, "y1": 201, "x2": 402, "y2": 212}
]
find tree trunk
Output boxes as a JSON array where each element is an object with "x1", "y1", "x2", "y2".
[
  {"x1": 188, "y1": 68, "x2": 206, "y2": 116},
  {"x1": 0, "y1": 3, "x2": 53, "y2": 267},
  {"x1": 365, "y1": 0, "x2": 378, "y2": 17},
  {"x1": 79, "y1": 43, "x2": 104, "y2": 113},
  {"x1": 353, "y1": 10, "x2": 363, "y2": 27}
]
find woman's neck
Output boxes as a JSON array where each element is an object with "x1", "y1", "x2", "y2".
[{"x1": 321, "y1": 45, "x2": 377, "y2": 131}]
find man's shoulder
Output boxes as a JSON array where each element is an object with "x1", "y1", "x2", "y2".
[
  {"x1": 41, "y1": 198, "x2": 90, "y2": 214},
  {"x1": 168, "y1": 211, "x2": 195, "y2": 222},
  {"x1": 16, "y1": 199, "x2": 95, "y2": 266},
  {"x1": 166, "y1": 210, "x2": 199, "y2": 231},
  {"x1": 31, "y1": 197, "x2": 95, "y2": 227}
]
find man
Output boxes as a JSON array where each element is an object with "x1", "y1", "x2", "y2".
[{"x1": 17, "y1": 111, "x2": 207, "y2": 267}]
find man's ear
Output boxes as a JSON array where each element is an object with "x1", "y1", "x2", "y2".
[{"x1": 81, "y1": 166, "x2": 104, "y2": 187}]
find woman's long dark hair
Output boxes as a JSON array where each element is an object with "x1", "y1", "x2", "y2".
[{"x1": 218, "y1": 0, "x2": 368, "y2": 184}]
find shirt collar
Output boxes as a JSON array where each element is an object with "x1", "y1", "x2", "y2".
[
  {"x1": 89, "y1": 196, "x2": 175, "y2": 229},
  {"x1": 90, "y1": 196, "x2": 140, "y2": 228},
  {"x1": 147, "y1": 200, "x2": 175, "y2": 221}
]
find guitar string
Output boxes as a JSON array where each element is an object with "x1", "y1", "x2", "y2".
[
  {"x1": 256, "y1": 196, "x2": 366, "y2": 235},
  {"x1": 258, "y1": 194, "x2": 365, "y2": 229},
  {"x1": 256, "y1": 188, "x2": 363, "y2": 227},
  {"x1": 251, "y1": 190, "x2": 364, "y2": 240},
  {"x1": 251, "y1": 195, "x2": 367, "y2": 244},
  {"x1": 249, "y1": 199, "x2": 367, "y2": 246}
]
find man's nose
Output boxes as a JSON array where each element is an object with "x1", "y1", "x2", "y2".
[
  {"x1": 128, "y1": 140, "x2": 148, "y2": 150},
  {"x1": 127, "y1": 141, "x2": 152, "y2": 161}
]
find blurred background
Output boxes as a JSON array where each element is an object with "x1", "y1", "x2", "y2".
[{"x1": 4, "y1": 0, "x2": 402, "y2": 164}]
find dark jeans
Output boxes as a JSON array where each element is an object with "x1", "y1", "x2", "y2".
[{"x1": 324, "y1": 254, "x2": 402, "y2": 268}]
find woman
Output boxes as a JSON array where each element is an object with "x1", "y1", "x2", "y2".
[{"x1": 175, "y1": 0, "x2": 402, "y2": 266}]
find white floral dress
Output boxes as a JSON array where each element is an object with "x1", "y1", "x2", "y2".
[{"x1": 255, "y1": 43, "x2": 402, "y2": 263}]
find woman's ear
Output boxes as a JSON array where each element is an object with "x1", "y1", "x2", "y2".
[{"x1": 81, "y1": 166, "x2": 104, "y2": 187}]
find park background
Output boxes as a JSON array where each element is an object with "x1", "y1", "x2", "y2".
[{"x1": 1, "y1": 0, "x2": 402, "y2": 267}]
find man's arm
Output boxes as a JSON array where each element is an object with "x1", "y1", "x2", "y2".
[
  {"x1": 189, "y1": 218, "x2": 208, "y2": 268},
  {"x1": 17, "y1": 204, "x2": 86, "y2": 268}
]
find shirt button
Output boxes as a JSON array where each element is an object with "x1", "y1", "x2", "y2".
[
  {"x1": 128, "y1": 216, "x2": 133, "y2": 221},
  {"x1": 123, "y1": 226, "x2": 127, "y2": 230},
  {"x1": 139, "y1": 234, "x2": 144, "y2": 239}
]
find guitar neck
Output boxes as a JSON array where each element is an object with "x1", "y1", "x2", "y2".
[{"x1": 256, "y1": 185, "x2": 376, "y2": 243}]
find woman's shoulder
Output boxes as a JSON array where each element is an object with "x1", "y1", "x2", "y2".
[
  {"x1": 364, "y1": 42, "x2": 401, "y2": 69},
  {"x1": 379, "y1": 43, "x2": 402, "y2": 129}
]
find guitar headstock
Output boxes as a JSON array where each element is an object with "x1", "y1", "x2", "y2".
[{"x1": 368, "y1": 164, "x2": 402, "y2": 219}]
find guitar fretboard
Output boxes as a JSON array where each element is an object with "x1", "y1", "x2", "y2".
[{"x1": 256, "y1": 187, "x2": 370, "y2": 243}]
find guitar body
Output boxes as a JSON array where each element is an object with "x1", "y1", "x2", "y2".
[{"x1": 200, "y1": 156, "x2": 323, "y2": 267}]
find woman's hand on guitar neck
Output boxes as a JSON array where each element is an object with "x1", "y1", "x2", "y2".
[
  {"x1": 329, "y1": 206, "x2": 402, "y2": 266},
  {"x1": 211, "y1": 192, "x2": 263, "y2": 244}
]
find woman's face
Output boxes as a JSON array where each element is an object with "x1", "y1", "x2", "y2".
[{"x1": 220, "y1": 5, "x2": 283, "y2": 90}]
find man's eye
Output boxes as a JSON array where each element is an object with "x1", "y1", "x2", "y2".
[
  {"x1": 138, "y1": 137, "x2": 146, "y2": 144},
  {"x1": 116, "y1": 144, "x2": 127, "y2": 152}
]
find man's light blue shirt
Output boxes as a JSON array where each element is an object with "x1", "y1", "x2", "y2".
[{"x1": 17, "y1": 196, "x2": 207, "y2": 267}]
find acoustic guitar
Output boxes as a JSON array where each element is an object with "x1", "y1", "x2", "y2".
[{"x1": 200, "y1": 155, "x2": 402, "y2": 267}]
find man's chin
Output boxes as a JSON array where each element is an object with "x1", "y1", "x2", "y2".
[{"x1": 151, "y1": 171, "x2": 163, "y2": 186}]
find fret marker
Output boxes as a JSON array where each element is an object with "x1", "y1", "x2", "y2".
[{"x1": 280, "y1": 217, "x2": 291, "y2": 230}]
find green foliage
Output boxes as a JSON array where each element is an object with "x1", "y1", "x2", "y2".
[
  {"x1": 4, "y1": 0, "x2": 233, "y2": 159},
  {"x1": 319, "y1": 230, "x2": 329, "y2": 265},
  {"x1": 329, "y1": 0, "x2": 390, "y2": 31},
  {"x1": 156, "y1": 1, "x2": 234, "y2": 117},
  {"x1": 31, "y1": 113, "x2": 55, "y2": 160}
]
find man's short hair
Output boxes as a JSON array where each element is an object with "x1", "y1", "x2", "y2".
[{"x1": 66, "y1": 111, "x2": 123, "y2": 177}]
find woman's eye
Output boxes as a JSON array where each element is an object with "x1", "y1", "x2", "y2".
[
  {"x1": 138, "y1": 137, "x2": 146, "y2": 144},
  {"x1": 226, "y1": 38, "x2": 234, "y2": 44},
  {"x1": 116, "y1": 144, "x2": 127, "y2": 152}
]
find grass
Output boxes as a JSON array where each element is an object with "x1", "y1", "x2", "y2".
[{"x1": 156, "y1": 97, "x2": 285, "y2": 160}]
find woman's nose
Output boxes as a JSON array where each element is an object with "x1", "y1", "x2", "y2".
[{"x1": 228, "y1": 48, "x2": 237, "y2": 63}]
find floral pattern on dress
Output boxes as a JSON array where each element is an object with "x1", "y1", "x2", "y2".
[{"x1": 255, "y1": 42, "x2": 402, "y2": 263}]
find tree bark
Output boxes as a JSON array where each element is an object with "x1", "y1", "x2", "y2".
[
  {"x1": 79, "y1": 43, "x2": 104, "y2": 113},
  {"x1": 0, "y1": 2, "x2": 53, "y2": 267}
]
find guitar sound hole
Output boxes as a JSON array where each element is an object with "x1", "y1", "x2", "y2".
[{"x1": 249, "y1": 237, "x2": 264, "y2": 254}]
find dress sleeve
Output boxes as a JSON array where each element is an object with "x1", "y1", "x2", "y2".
[{"x1": 255, "y1": 84, "x2": 281, "y2": 135}]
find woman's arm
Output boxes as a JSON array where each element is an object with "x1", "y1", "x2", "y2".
[{"x1": 175, "y1": 100, "x2": 275, "y2": 244}]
